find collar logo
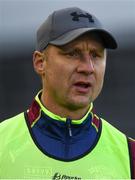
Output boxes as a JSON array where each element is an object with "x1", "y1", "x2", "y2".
[{"x1": 70, "y1": 12, "x2": 94, "y2": 23}]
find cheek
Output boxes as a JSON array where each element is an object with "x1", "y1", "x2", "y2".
[
  {"x1": 45, "y1": 63, "x2": 68, "y2": 87},
  {"x1": 98, "y1": 64, "x2": 106, "y2": 84},
  {"x1": 95, "y1": 63, "x2": 106, "y2": 90}
]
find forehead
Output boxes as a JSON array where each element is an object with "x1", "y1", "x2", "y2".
[{"x1": 59, "y1": 32, "x2": 105, "y2": 50}]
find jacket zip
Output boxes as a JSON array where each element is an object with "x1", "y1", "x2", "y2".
[
  {"x1": 66, "y1": 118, "x2": 72, "y2": 137},
  {"x1": 64, "y1": 118, "x2": 72, "y2": 158}
]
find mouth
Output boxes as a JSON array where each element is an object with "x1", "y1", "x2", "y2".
[{"x1": 73, "y1": 81, "x2": 91, "y2": 93}]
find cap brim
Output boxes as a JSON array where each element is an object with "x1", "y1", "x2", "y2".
[{"x1": 50, "y1": 28, "x2": 117, "y2": 49}]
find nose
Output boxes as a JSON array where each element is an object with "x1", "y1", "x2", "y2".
[{"x1": 77, "y1": 55, "x2": 95, "y2": 75}]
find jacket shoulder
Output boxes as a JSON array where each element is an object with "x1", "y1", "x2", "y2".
[
  {"x1": 0, "y1": 113, "x2": 25, "y2": 130},
  {"x1": 0, "y1": 113, "x2": 26, "y2": 143},
  {"x1": 100, "y1": 118, "x2": 129, "y2": 152},
  {"x1": 101, "y1": 118, "x2": 126, "y2": 138}
]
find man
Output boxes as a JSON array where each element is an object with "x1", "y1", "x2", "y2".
[{"x1": 0, "y1": 7, "x2": 134, "y2": 179}]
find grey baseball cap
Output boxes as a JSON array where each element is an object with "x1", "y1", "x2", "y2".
[{"x1": 36, "y1": 7, "x2": 117, "y2": 51}]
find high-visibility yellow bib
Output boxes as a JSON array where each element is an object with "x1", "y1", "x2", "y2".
[{"x1": 0, "y1": 113, "x2": 130, "y2": 179}]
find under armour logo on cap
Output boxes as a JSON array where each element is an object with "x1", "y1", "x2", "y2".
[{"x1": 70, "y1": 12, "x2": 94, "y2": 23}]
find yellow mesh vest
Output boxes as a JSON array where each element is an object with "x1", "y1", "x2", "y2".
[{"x1": 0, "y1": 113, "x2": 131, "y2": 179}]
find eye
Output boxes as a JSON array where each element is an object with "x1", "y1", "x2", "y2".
[
  {"x1": 91, "y1": 52, "x2": 97, "y2": 58},
  {"x1": 90, "y1": 51, "x2": 101, "y2": 59},
  {"x1": 66, "y1": 50, "x2": 80, "y2": 58}
]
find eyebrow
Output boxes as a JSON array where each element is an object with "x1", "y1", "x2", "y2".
[
  {"x1": 57, "y1": 44, "x2": 74, "y2": 52},
  {"x1": 58, "y1": 44, "x2": 105, "y2": 55}
]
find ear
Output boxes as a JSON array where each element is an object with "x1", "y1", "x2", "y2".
[{"x1": 33, "y1": 51, "x2": 45, "y2": 75}]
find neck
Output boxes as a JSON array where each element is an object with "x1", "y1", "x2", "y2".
[{"x1": 41, "y1": 92, "x2": 91, "y2": 120}]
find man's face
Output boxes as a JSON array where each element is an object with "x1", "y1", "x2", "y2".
[{"x1": 36, "y1": 33, "x2": 106, "y2": 111}]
